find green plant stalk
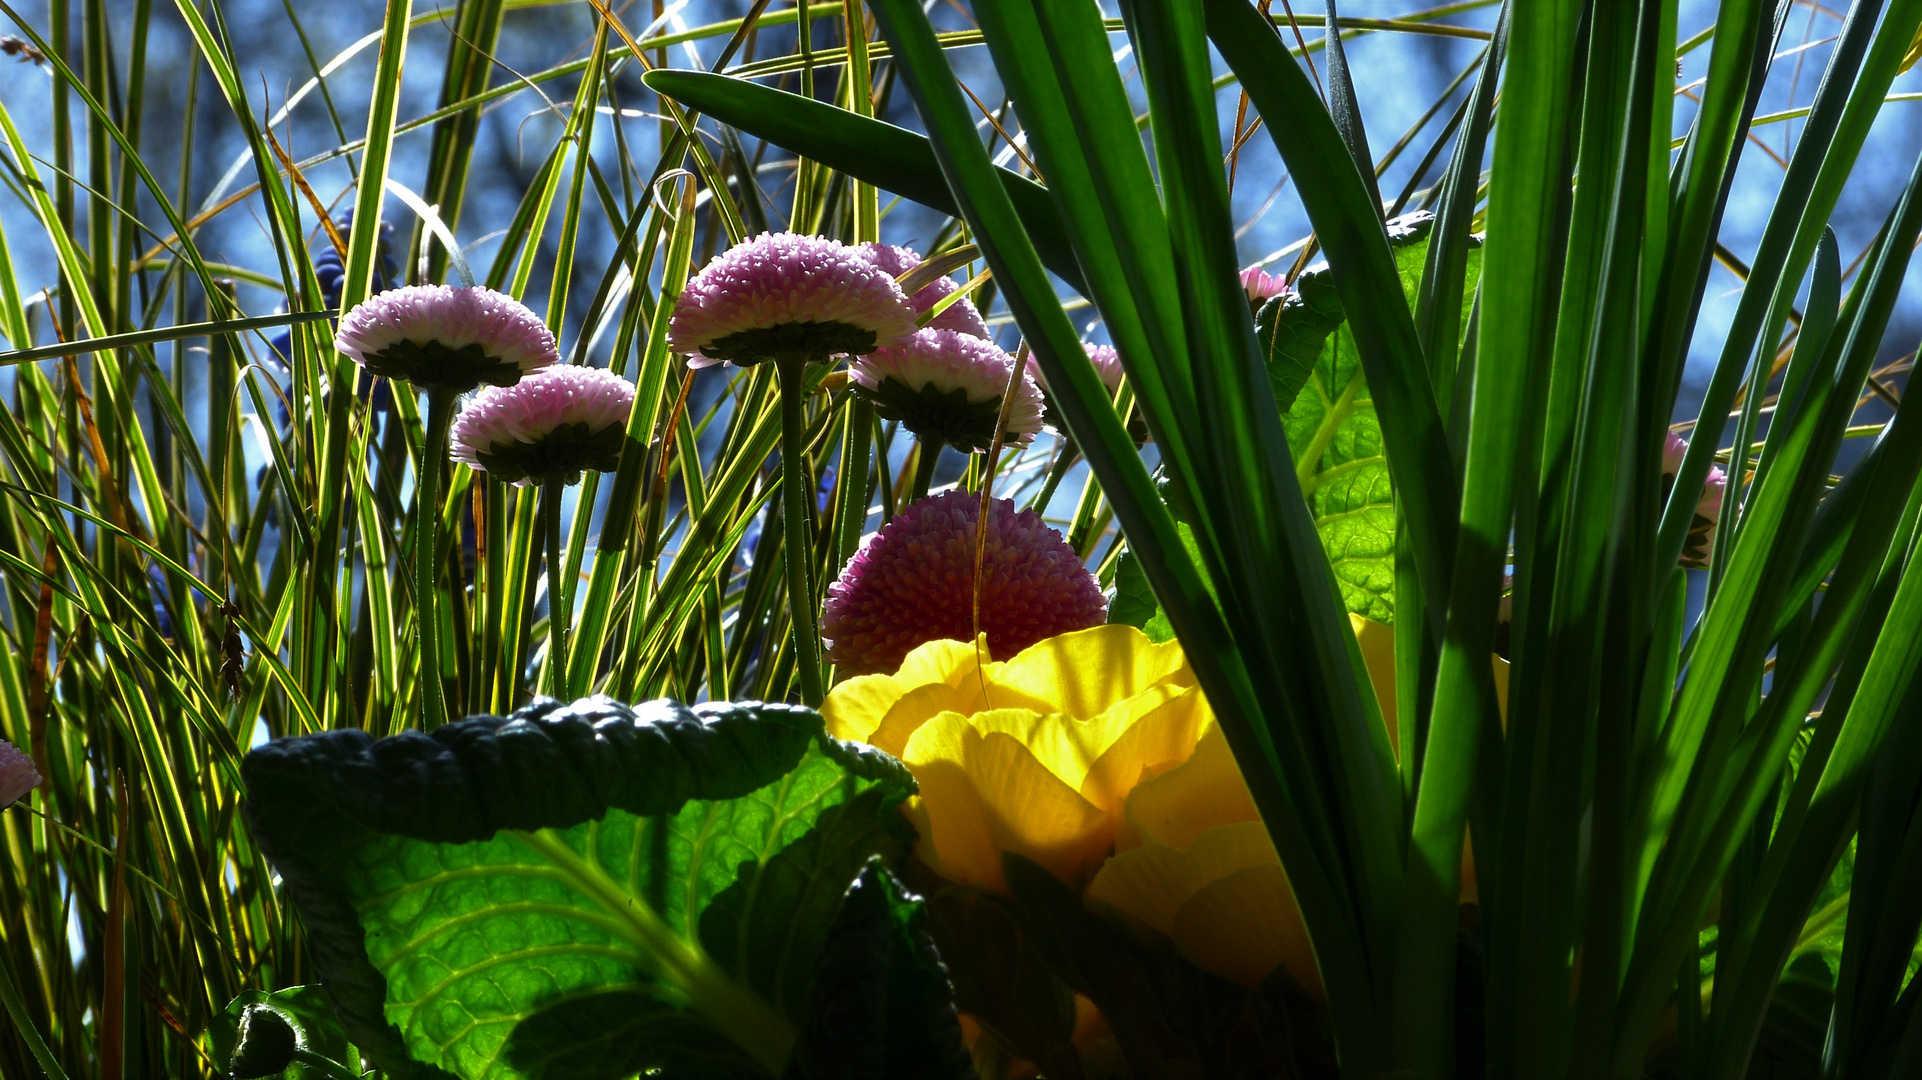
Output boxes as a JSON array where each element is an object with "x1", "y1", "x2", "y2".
[
  {"x1": 542, "y1": 479, "x2": 568, "y2": 697},
  {"x1": 1387, "y1": 0, "x2": 1581, "y2": 1068},
  {"x1": 775, "y1": 359, "x2": 824, "y2": 706},
  {"x1": 416, "y1": 391, "x2": 454, "y2": 729},
  {"x1": 909, "y1": 438, "x2": 940, "y2": 502},
  {"x1": 871, "y1": 0, "x2": 1392, "y2": 1065},
  {"x1": 0, "y1": 939, "x2": 71, "y2": 1080}
]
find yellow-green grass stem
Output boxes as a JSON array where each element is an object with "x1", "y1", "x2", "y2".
[{"x1": 416, "y1": 389, "x2": 456, "y2": 728}]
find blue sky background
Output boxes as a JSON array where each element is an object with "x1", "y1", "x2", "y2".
[{"x1": 0, "y1": 0, "x2": 1917, "y2": 465}]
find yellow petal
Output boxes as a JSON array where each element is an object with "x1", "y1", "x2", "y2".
[
  {"x1": 1079, "y1": 685, "x2": 1211, "y2": 816},
  {"x1": 903, "y1": 711, "x2": 1111, "y2": 892},
  {"x1": 1087, "y1": 820, "x2": 1279, "y2": 935},
  {"x1": 869, "y1": 681, "x2": 985, "y2": 758},
  {"x1": 899, "y1": 635, "x2": 990, "y2": 686},
  {"x1": 984, "y1": 625, "x2": 1193, "y2": 720},
  {"x1": 1121, "y1": 725, "x2": 1259, "y2": 851},
  {"x1": 823, "y1": 637, "x2": 990, "y2": 744},
  {"x1": 1351, "y1": 614, "x2": 1399, "y2": 758},
  {"x1": 1085, "y1": 842, "x2": 1193, "y2": 936},
  {"x1": 821, "y1": 672, "x2": 908, "y2": 744},
  {"x1": 1173, "y1": 862, "x2": 1320, "y2": 996}
]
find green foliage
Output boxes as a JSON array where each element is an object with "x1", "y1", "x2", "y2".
[
  {"x1": 7, "y1": 0, "x2": 1922, "y2": 1077},
  {"x1": 209, "y1": 987, "x2": 360, "y2": 1080},
  {"x1": 242, "y1": 697, "x2": 921, "y2": 1080}
]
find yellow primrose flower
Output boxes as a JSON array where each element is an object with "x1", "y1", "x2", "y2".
[
  {"x1": 826, "y1": 617, "x2": 1507, "y2": 996},
  {"x1": 822, "y1": 625, "x2": 1204, "y2": 893},
  {"x1": 1088, "y1": 615, "x2": 1509, "y2": 996},
  {"x1": 1090, "y1": 724, "x2": 1320, "y2": 994}
]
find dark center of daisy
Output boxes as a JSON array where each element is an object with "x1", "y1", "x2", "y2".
[
  {"x1": 360, "y1": 339, "x2": 528, "y2": 393},
  {"x1": 702, "y1": 320, "x2": 879, "y2": 366},
  {"x1": 857, "y1": 377, "x2": 1004, "y2": 453},
  {"x1": 473, "y1": 421, "x2": 627, "y2": 486}
]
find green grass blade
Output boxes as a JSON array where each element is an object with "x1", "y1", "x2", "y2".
[{"x1": 639, "y1": 69, "x2": 1088, "y2": 293}]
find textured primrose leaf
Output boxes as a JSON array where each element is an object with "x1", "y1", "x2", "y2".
[
  {"x1": 1281, "y1": 212, "x2": 1482, "y2": 624},
  {"x1": 243, "y1": 697, "x2": 918, "y2": 1080},
  {"x1": 1255, "y1": 272, "x2": 1345, "y2": 415},
  {"x1": 1142, "y1": 521, "x2": 1210, "y2": 644},
  {"x1": 209, "y1": 986, "x2": 358, "y2": 1080},
  {"x1": 781, "y1": 861, "x2": 975, "y2": 1080},
  {"x1": 1107, "y1": 550, "x2": 1160, "y2": 634},
  {"x1": 1284, "y1": 315, "x2": 1397, "y2": 623}
]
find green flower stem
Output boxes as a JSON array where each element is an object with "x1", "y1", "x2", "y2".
[
  {"x1": 542, "y1": 478, "x2": 569, "y2": 696},
  {"x1": 775, "y1": 358, "x2": 825, "y2": 706},
  {"x1": 909, "y1": 436, "x2": 941, "y2": 501},
  {"x1": 0, "y1": 948, "x2": 71, "y2": 1080},
  {"x1": 416, "y1": 389, "x2": 456, "y2": 729},
  {"x1": 1028, "y1": 443, "x2": 1079, "y2": 513}
]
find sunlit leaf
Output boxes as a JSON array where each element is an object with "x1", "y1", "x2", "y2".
[{"x1": 243, "y1": 698, "x2": 919, "y2": 1080}]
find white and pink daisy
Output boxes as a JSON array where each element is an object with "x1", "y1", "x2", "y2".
[
  {"x1": 851, "y1": 328, "x2": 1045, "y2": 452},
  {"x1": 451, "y1": 365, "x2": 636, "y2": 486},
  {"x1": 821, "y1": 490, "x2": 1108, "y2": 676},
  {"x1": 1682, "y1": 465, "x2": 1729, "y2": 568},
  {"x1": 670, "y1": 232, "x2": 919, "y2": 368},
  {"x1": 0, "y1": 737, "x2": 40, "y2": 808},
  {"x1": 1241, "y1": 266, "x2": 1288, "y2": 307},
  {"x1": 857, "y1": 242, "x2": 990, "y2": 339},
  {"x1": 1662, "y1": 431, "x2": 1689, "y2": 477},
  {"x1": 1028, "y1": 343, "x2": 1146, "y2": 441},
  {"x1": 1664, "y1": 433, "x2": 1731, "y2": 567},
  {"x1": 335, "y1": 284, "x2": 558, "y2": 393}
]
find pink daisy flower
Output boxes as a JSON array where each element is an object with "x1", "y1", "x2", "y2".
[
  {"x1": 856, "y1": 242, "x2": 990, "y2": 339},
  {"x1": 1682, "y1": 465, "x2": 1729, "y2": 568},
  {"x1": 821, "y1": 490, "x2": 1108, "y2": 676},
  {"x1": 851, "y1": 328, "x2": 1045, "y2": 452},
  {"x1": 1662, "y1": 431, "x2": 1689, "y2": 477},
  {"x1": 0, "y1": 737, "x2": 40, "y2": 808},
  {"x1": 1028, "y1": 343, "x2": 1145, "y2": 440},
  {"x1": 670, "y1": 232, "x2": 920, "y2": 369},
  {"x1": 1241, "y1": 266, "x2": 1288, "y2": 307},
  {"x1": 1664, "y1": 433, "x2": 1731, "y2": 567},
  {"x1": 335, "y1": 285, "x2": 558, "y2": 393},
  {"x1": 451, "y1": 365, "x2": 636, "y2": 486},
  {"x1": 1026, "y1": 342, "x2": 1125, "y2": 399}
]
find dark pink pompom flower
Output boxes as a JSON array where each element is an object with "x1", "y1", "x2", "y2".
[
  {"x1": 669, "y1": 232, "x2": 919, "y2": 368},
  {"x1": 821, "y1": 490, "x2": 1108, "y2": 676},
  {"x1": 856, "y1": 242, "x2": 991, "y2": 339}
]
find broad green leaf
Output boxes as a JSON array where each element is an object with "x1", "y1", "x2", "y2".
[
  {"x1": 1254, "y1": 272, "x2": 1345, "y2": 415},
  {"x1": 1106, "y1": 549, "x2": 1162, "y2": 635},
  {"x1": 1139, "y1": 521, "x2": 1211, "y2": 645},
  {"x1": 1285, "y1": 316, "x2": 1396, "y2": 624},
  {"x1": 1283, "y1": 217, "x2": 1480, "y2": 625},
  {"x1": 243, "y1": 698, "x2": 918, "y2": 1080},
  {"x1": 210, "y1": 987, "x2": 360, "y2": 1080},
  {"x1": 783, "y1": 861, "x2": 975, "y2": 1080}
]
